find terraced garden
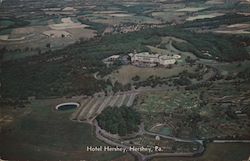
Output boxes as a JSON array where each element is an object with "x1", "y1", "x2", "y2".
[{"x1": 71, "y1": 92, "x2": 138, "y2": 122}]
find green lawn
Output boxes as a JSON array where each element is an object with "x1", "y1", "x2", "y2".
[{"x1": 0, "y1": 99, "x2": 123, "y2": 161}]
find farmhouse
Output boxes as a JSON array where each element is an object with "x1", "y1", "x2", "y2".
[{"x1": 129, "y1": 52, "x2": 181, "y2": 67}]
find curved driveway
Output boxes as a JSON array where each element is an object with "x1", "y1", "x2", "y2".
[{"x1": 89, "y1": 120, "x2": 205, "y2": 161}]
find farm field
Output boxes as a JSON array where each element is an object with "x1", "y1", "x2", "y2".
[
  {"x1": 177, "y1": 7, "x2": 208, "y2": 12},
  {"x1": 0, "y1": 17, "x2": 97, "y2": 60},
  {"x1": 186, "y1": 13, "x2": 225, "y2": 21},
  {"x1": 49, "y1": 17, "x2": 89, "y2": 30},
  {"x1": 83, "y1": 13, "x2": 162, "y2": 25},
  {"x1": 213, "y1": 23, "x2": 250, "y2": 34},
  {"x1": 1, "y1": 0, "x2": 249, "y2": 60}
]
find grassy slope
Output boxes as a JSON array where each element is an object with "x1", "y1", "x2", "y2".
[{"x1": 0, "y1": 100, "x2": 123, "y2": 161}]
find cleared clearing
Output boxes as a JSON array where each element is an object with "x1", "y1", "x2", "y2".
[
  {"x1": 177, "y1": 7, "x2": 208, "y2": 12},
  {"x1": 186, "y1": 13, "x2": 224, "y2": 21},
  {"x1": 93, "y1": 11, "x2": 125, "y2": 14},
  {"x1": 227, "y1": 23, "x2": 250, "y2": 28},
  {"x1": 0, "y1": 35, "x2": 25, "y2": 41},
  {"x1": 106, "y1": 65, "x2": 195, "y2": 85},
  {"x1": 109, "y1": 13, "x2": 133, "y2": 17},
  {"x1": 151, "y1": 11, "x2": 185, "y2": 22},
  {"x1": 205, "y1": 0, "x2": 224, "y2": 4},
  {"x1": 49, "y1": 17, "x2": 88, "y2": 30},
  {"x1": 214, "y1": 30, "x2": 250, "y2": 34},
  {"x1": 238, "y1": 12, "x2": 250, "y2": 16},
  {"x1": 85, "y1": 13, "x2": 161, "y2": 25},
  {"x1": 214, "y1": 23, "x2": 250, "y2": 34}
]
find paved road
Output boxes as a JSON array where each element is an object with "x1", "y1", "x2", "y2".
[
  {"x1": 213, "y1": 140, "x2": 250, "y2": 143},
  {"x1": 89, "y1": 120, "x2": 205, "y2": 161},
  {"x1": 93, "y1": 120, "x2": 146, "y2": 161}
]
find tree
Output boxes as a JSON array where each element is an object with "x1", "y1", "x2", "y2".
[
  {"x1": 132, "y1": 75, "x2": 140, "y2": 81},
  {"x1": 96, "y1": 106, "x2": 141, "y2": 136},
  {"x1": 46, "y1": 43, "x2": 51, "y2": 48}
]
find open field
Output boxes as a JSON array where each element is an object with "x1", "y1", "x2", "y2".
[
  {"x1": 93, "y1": 11, "x2": 134, "y2": 18},
  {"x1": 0, "y1": 24, "x2": 96, "y2": 60},
  {"x1": 177, "y1": 7, "x2": 208, "y2": 12},
  {"x1": 151, "y1": 11, "x2": 185, "y2": 23},
  {"x1": 1, "y1": 0, "x2": 249, "y2": 61},
  {"x1": 214, "y1": 30, "x2": 250, "y2": 34},
  {"x1": 93, "y1": 11, "x2": 126, "y2": 14},
  {"x1": 214, "y1": 23, "x2": 250, "y2": 34},
  {"x1": 109, "y1": 13, "x2": 133, "y2": 17},
  {"x1": 0, "y1": 35, "x2": 26, "y2": 41},
  {"x1": 0, "y1": 98, "x2": 124, "y2": 161},
  {"x1": 49, "y1": 17, "x2": 89, "y2": 30},
  {"x1": 186, "y1": 13, "x2": 225, "y2": 21},
  {"x1": 106, "y1": 65, "x2": 195, "y2": 85},
  {"x1": 84, "y1": 13, "x2": 161, "y2": 25}
]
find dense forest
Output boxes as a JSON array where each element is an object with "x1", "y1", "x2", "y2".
[{"x1": 96, "y1": 106, "x2": 141, "y2": 136}]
